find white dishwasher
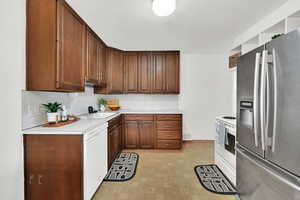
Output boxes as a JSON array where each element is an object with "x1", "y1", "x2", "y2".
[{"x1": 84, "y1": 123, "x2": 108, "y2": 200}]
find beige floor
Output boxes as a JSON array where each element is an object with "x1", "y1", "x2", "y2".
[{"x1": 93, "y1": 142, "x2": 235, "y2": 200}]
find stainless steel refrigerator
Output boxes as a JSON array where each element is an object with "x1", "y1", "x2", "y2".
[{"x1": 237, "y1": 28, "x2": 300, "y2": 200}]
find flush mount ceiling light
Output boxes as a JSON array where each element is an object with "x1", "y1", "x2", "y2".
[{"x1": 152, "y1": 0, "x2": 176, "y2": 17}]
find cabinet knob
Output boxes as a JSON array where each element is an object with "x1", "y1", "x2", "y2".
[
  {"x1": 29, "y1": 175, "x2": 34, "y2": 185},
  {"x1": 38, "y1": 175, "x2": 43, "y2": 185}
]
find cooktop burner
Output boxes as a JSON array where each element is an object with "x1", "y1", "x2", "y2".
[{"x1": 222, "y1": 116, "x2": 236, "y2": 120}]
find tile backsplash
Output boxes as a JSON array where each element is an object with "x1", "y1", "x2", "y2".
[{"x1": 22, "y1": 86, "x2": 179, "y2": 129}]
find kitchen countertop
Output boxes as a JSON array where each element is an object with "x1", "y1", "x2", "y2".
[
  {"x1": 120, "y1": 109, "x2": 182, "y2": 114},
  {"x1": 23, "y1": 109, "x2": 182, "y2": 135}
]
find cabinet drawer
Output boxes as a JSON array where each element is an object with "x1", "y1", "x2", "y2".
[
  {"x1": 156, "y1": 114, "x2": 182, "y2": 121},
  {"x1": 157, "y1": 140, "x2": 181, "y2": 149},
  {"x1": 124, "y1": 114, "x2": 154, "y2": 121},
  {"x1": 156, "y1": 121, "x2": 181, "y2": 130},
  {"x1": 157, "y1": 130, "x2": 181, "y2": 140}
]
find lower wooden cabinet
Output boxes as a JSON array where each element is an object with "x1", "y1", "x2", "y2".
[
  {"x1": 123, "y1": 114, "x2": 182, "y2": 149},
  {"x1": 24, "y1": 135, "x2": 83, "y2": 200},
  {"x1": 124, "y1": 115, "x2": 155, "y2": 149},
  {"x1": 108, "y1": 116, "x2": 122, "y2": 168},
  {"x1": 139, "y1": 121, "x2": 154, "y2": 149},
  {"x1": 156, "y1": 114, "x2": 182, "y2": 149},
  {"x1": 124, "y1": 120, "x2": 139, "y2": 149}
]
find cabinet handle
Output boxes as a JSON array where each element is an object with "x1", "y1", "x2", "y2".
[
  {"x1": 29, "y1": 175, "x2": 34, "y2": 185},
  {"x1": 38, "y1": 175, "x2": 43, "y2": 185}
]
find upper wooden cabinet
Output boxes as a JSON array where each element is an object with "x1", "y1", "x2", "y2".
[
  {"x1": 152, "y1": 52, "x2": 166, "y2": 93},
  {"x1": 95, "y1": 47, "x2": 124, "y2": 94},
  {"x1": 86, "y1": 29, "x2": 99, "y2": 84},
  {"x1": 138, "y1": 52, "x2": 152, "y2": 93},
  {"x1": 27, "y1": 0, "x2": 179, "y2": 94},
  {"x1": 165, "y1": 52, "x2": 180, "y2": 93},
  {"x1": 152, "y1": 51, "x2": 180, "y2": 94},
  {"x1": 124, "y1": 52, "x2": 139, "y2": 93},
  {"x1": 27, "y1": 0, "x2": 86, "y2": 92},
  {"x1": 97, "y1": 40, "x2": 107, "y2": 86},
  {"x1": 122, "y1": 51, "x2": 179, "y2": 94},
  {"x1": 107, "y1": 48, "x2": 124, "y2": 94}
]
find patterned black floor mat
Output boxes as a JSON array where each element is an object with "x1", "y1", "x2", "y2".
[
  {"x1": 194, "y1": 164, "x2": 236, "y2": 195},
  {"x1": 104, "y1": 152, "x2": 139, "y2": 181}
]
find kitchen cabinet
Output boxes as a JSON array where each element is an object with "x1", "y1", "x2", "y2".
[
  {"x1": 108, "y1": 115, "x2": 122, "y2": 168},
  {"x1": 27, "y1": 0, "x2": 86, "y2": 92},
  {"x1": 86, "y1": 28, "x2": 99, "y2": 84},
  {"x1": 151, "y1": 51, "x2": 180, "y2": 94},
  {"x1": 152, "y1": 52, "x2": 166, "y2": 93},
  {"x1": 24, "y1": 125, "x2": 108, "y2": 200},
  {"x1": 97, "y1": 48, "x2": 124, "y2": 94},
  {"x1": 124, "y1": 115, "x2": 155, "y2": 149},
  {"x1": 138, "y1": 52, "x2": 152, "y2": 93},
  {"x1": 124, "y1": 52, "x2": 139, "y2": 93},
  {"x1": 97, "y1": 40, "x2": 107, "y2": 86},
  {"x1": 27, "y1": 0, "x2": 180, "y2": 94},
  {"x1": 124, "y1": 121, "x2": 139, "y2": 149},
  {"x1": 123, "y1": 114, "x2": 182, "y2": 149},
  {"x1": 165, "y1": 52, "x2": 180, "y2": 93},
  {"x1": 24, "y1": 135, "x2": 83, "y2": 200},
  {"x1": 139, "y1": 121, "x2": 155, "y2": 149},
  {"x1": 156, "y1": 114, "x2": 182, "y2": 149}
]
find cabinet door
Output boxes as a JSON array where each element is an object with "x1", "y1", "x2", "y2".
[
  {"x1": 152, "y1": 53, "x2": 166, "y2": 93},
  {"x1": 139, "y1": 121, "x2": 154, "y2": 149},
  {"x1": 108, "y1": 130, "x2": 113, "y2": 168},
  {"x1": 107, "y1": 48, "x2": 124, "y2": 93},
  {"x1": 97, "y1": 41, "x2": 106, "y2": 85},
  {"x1": 56, "y1": 0, "x2": 85, "y2": 91},
  {"x1": 165, "y1": 52, "x2": 180, "y2": 93},
  {"x1": 138, "y1": 52, "x2": 152, "y2": 93},
  {"x1": 112, "y1": 126, "x2": 120, "y2": 159},
  {"x1": 24, "y1": 135, "x2": 82, "y2": 200},
  {"x1": 124, "y1": 121, "x2": 139, "y2": 149},
  {"x1": 124, "y1": 52, "x2": 138, "y2": 93},
  {"x1": 86, "y1": 29, "x2": 99, "y2": 84}
]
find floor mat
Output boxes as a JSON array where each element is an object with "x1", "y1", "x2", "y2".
[
  {"x1": 104, "y1": 152, "x2": 139, "y2": 181},
  {"x1": 194, "y1": 164, "x2": 237, "y2": 195}
]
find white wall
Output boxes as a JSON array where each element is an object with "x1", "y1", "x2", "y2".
[
  {"x1": 179, "y1": 54, "x2": 234, "y2": 140},
  {"x1": 233, "y1": 0, "x2": 300, "y2": 48},
  {"x1": 0, "y1": 0, "x2": 25, "y2": 199}
]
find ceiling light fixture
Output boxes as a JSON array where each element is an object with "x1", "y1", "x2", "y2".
[{"x1": 152, "y1": 0, "x2": 176, "y2": 17}]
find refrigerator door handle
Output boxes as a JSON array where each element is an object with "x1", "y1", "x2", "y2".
[
  {"x1": 260, "y1": 50, "x2": 268, "y2": 151},
  {"x1": 253, "y1": 52, "x2": 261, "y2": 147},
  {"x1": 272, "y1": 49, "x2": 278, "y2": 153},
  {"x1": 266, "y1": 54, "x2": 271, "y2": 147},
  {"x1": 237, "y1": 147, "x2": 300, "y2": 191}
]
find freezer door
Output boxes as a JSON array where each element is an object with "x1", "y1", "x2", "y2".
[
  {"x1": 237, "y1": 46, "x2": 264, "y2": 157},
  {"x1": 237, "y1": 146, "x2": 300, "y2": 200},
  {"x1": 265, "y1": 29, "x2": 300, "y2": 177}
]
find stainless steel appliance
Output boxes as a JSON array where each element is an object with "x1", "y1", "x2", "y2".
[{"x1": 237, "y1": 29, "x2": 300, "y2": 200}]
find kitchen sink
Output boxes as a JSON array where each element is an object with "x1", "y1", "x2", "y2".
[{"x1": 91, "y1": 112, "x2": 116, "y2": 119}]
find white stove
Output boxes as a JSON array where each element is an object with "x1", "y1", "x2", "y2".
[{"x1": 215, "y1": 115, "x2": 236, "y2": 185}]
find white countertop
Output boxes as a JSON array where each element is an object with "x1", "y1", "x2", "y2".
[
  {"x1": 120, "y1": 109, "x2": 182, "y2": 114},
  {"x1": 23, "y1": 109, "x2": 182, "y2": 135}
]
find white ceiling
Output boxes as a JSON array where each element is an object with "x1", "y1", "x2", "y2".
[{"x1": 67, "y1": 0, "x2": 288, "y2": 53}]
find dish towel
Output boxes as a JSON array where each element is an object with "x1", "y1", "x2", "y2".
[{"x1": 215, "y1": 122, "x2": 229, "y2": 147}]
